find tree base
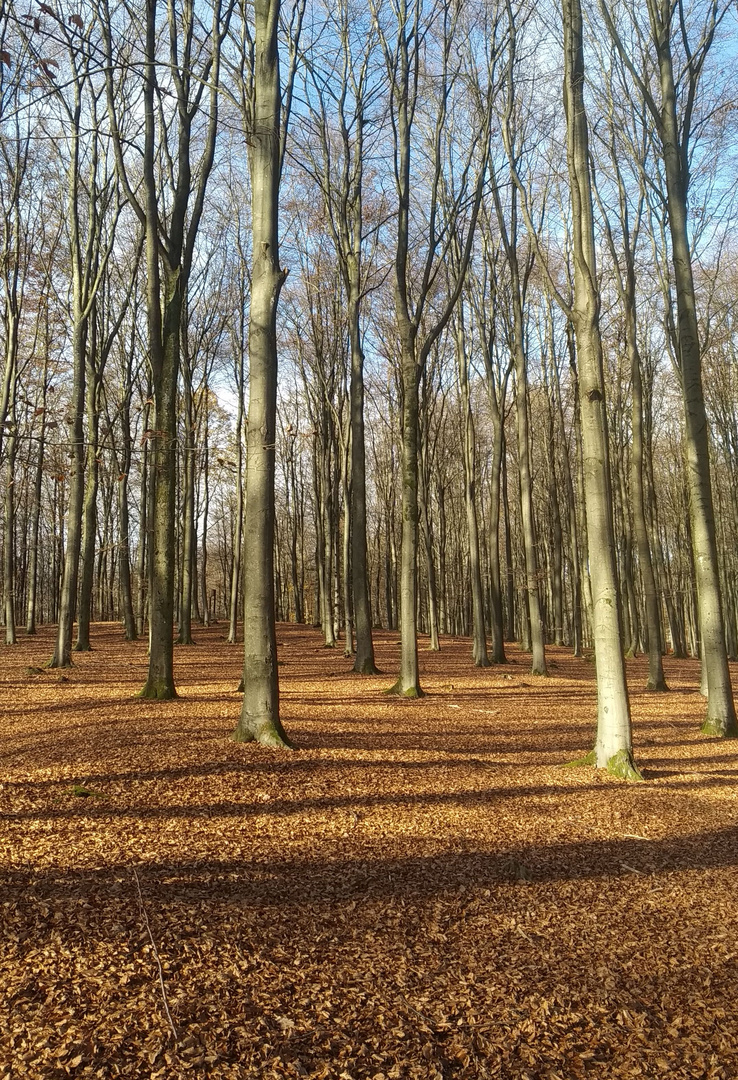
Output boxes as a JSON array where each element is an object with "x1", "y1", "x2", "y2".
[
  {"x1": 474, "y1": 656, "x2": 491, "y2": 668},
  {"x1": 139, "y1": 679, "x2": 177, "y2": 700},
  {"x1": 562, "y1": 750, "x2": 596, "y2": 768},
  {"x1": 605, "y1": 749, "x2": 643, "y2": 782},
  {"x1": 232, "y1": 718, "x2": 294, "y2": 749},
  {"x1": 701, "y1": 714, "x2": 738, "y2": 738},
  {"x1": 563, "y1": 748, "x2": 643, "y2": 781},
  {"x1": 48, "y1": 655, "x2": 73, "y2": 670},
  {"x1": 385, "y1": 679, "x2": 423, "y2": 698},
  {"x1": 646, "y1": 676, "x2": 669, "y2": 692},
  {"x1": 74, "y1": 642, "x2": 92, "y2": 653},
  {"x1": 353, "y1": 658, "x2": 380, "y2": 675}
]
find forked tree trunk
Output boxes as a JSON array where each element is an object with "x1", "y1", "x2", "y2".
[
  {"x1": 563, "y1": 0, "x2": 640, "y2": 778},
  {"x1": 233, "y1": 0, "x2": 292, "y2": 747}
]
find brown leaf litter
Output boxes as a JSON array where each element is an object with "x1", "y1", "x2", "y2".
[{"x1": 1, "y1": 623, "x2": 737, "y2": 1079}]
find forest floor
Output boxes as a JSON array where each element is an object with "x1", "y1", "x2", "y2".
[{"x1": 1, "y1": 623, "x2": 737, "y2": 1080}]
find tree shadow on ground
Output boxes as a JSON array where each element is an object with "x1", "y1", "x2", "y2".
[{"x1": 2, "y1": 823, "x2": 737, "y2": 912}]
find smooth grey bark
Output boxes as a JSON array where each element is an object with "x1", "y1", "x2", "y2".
[
  {"x1": 50, "y1": 320, "x2": 87, "y2": 668},
  {"x1": 594, "y1": 124, "x2": 667, "y2": 688},
  {"x1": 646, "y1": 3, "x2": 734, "y2": 733},
  {"x1": 563, "y1": 0, "x2": 640, "y2": 777},
  {"x1": 3, "y1": 369, "x2": 17, "y2": 645},
  {"x1": 227, "y1": 250, "x2": 247, "y2": 644},
  {"x1": 501, "y1": 436, "x2": 516, "y2": 642},
  {"x1": 199, "y1": 395, "x2": 211, "y2": 626},
  {"x1": 75, "y1": 339, "x2": 101, "y2": 652},
  {"x1": 233, "y1": 0, "x2": 293, "y2": 747},
  {"x1": 469, "y1": 242, "x2": 510, "y2": 663},
  {"x1": 599, "y1": 0, "x2": 736, "y2": 736},
  {"x1": 136, "y1": 390, "x2": 152, "y2": 637},
  {"x1": 549, "y1": 337, "x2": 583, "y2": 657},
  {"x1": 115, "y1": 362, "x2": 137, "y2": 641},
  {"x1": 455, "y1": 317, "x2": 489, "y2": 666},
  {"x1": 26, "y1": 339, "x2": 50, "y2": 635},
  {"x1": 541, "y1": 351, "x2": 565, "y2": 646},
  {"x1": 178, "y1": 325, "x2": 197, "y2": 645},
  {"x1": 494, "y1": 33, "x2": 546, "y2": 674}
]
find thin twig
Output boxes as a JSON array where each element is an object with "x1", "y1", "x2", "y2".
[{"x1": 131, "y1": 866, "x2": 179, "y2": 1044}]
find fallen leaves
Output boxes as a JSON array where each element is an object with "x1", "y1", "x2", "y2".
[{"x1": 1, "y1": 623, "x2": 737, "y2": 1078}]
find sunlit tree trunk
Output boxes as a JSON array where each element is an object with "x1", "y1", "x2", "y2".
[
  {"x1": 233, "y1": 0, "x2": 292, "y2": 746},
  {"x1": 563, "y1": 0, "x2": 639, "y2": 777}
]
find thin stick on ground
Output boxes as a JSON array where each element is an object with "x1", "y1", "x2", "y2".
[{"x1": 131, "y1": 866, "x2": 179, "y2": 1044}]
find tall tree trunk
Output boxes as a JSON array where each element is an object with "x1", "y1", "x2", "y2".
[
  {"x1": 50, "y1": 322, "x2": 87, "y2": 668},
  {"x1": 651, "y1": 11, "x2": 736, "y2": 736},
  {"x1": 3, "y1": 402, "x2": 17, "y2": 645},
  {"x1": 348, "y1": 289, "x2": 377, "y2": 672},
  {"x1": 389, "y1": 330, "x2": 423, "y2": 696},
  {"x1": 75, "y1": 359, "x2": 100, "y2": 652},
  {"x1": 501, "y1": 437, "x2": 516, "y2": 642},
  {"x1": 563, "y1": 0, "x2": 639, "y2": 777},
  {"x1": 457, "y1": 322, "x2": 489, "y2": 666},
  {"x1": 631, "y1": 338, "x2": 666, "y2": 687},
  {"x1": 233, "y1": 0, "x2": 292, "y2": 747},
  {"x1": 26, "y1": 364, "x2": 48, "y2": 635},
  {"x1": 140, "y1": 264, "x2": 180, "y2": 699},
  {"x1": 178, "y1": 359, "x2": 196, "y2": 644},
  {"x1": 227, "y1": 321, "x2": 246, "y2": 644}
]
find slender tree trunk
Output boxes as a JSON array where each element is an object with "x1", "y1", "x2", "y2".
[
  {"x1": 3, "y1": 409, "x2": 17, "y2": 645},
  {"x1": 227, "y1": 336, "x2": 245, "y2": 643},
  {"x1": 136, "y1": 394, "x2": 151, "y2": 638},
  {"x1": 178, "y1": 367, "x2": 196, "y2": 644},
  {"x1": 563, "y1": 0, "x2": 639, "y2": 777},
  {"x1": 631, "y1": 336, "x2": 666, "y2": 687},
  {"x1": 340, "y1": 432, "x2": 353, "y2": 656},
  {"x1": 457, "y1": 323, "x2": 489, "y2": 666},
  {"x1": 652, "y1": 16, "x2": 736, "y2": 736},
  {"x1": 501, "y1": 437, "x2": 516, "y2": 641},
  {"x1": 512, "y1": 332, "x2": 546, "y2": 674},
  {"x1": 234, "y1": 0, "x2": 292, "y2": 747},
  {"x1": 389, "y1": 330, "x2": 422, "y2": 695},
  {"x1": 348, "y1": 289, "x2": 377, "y2": 672},
  {"x1": 50, "y1": 322, "x2": 87, "y2": 668},
  {"x1": 26, "y1": 380, "x2": 47, "y2": 635},
  {"x1": 200, "y1": 411, "x2": 210, "y2": 626},
  {"x1": 140, "y1": 267, "x2": 180, "y2": 699},
  {"x1": 75, "y1": 364, "x2": 100, "y2": 652}
]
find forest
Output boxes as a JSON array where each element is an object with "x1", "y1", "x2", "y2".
[
  {"x1": 2, "y1": 0, "x2": 738, "y2": 1074},
  {"x1": 0, "y1": 0, "x2": 737, "y2": 762}
]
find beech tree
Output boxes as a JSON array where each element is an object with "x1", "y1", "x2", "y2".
[
  {"x1": 561, "y1": 0, "x2": 640, "y2": 777},
  {"x1": 373, "y1": 0, "x2": 490, "y2": 696},
  {"x1": 232, "y1": 0, "x2": 303, "y2": 746},
  {"x1": 103, "y1": 0, "x2": 232, "y2": 697},
  {"x1": 598, "y1": 0, "x2": 737, "y2": 737}
]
